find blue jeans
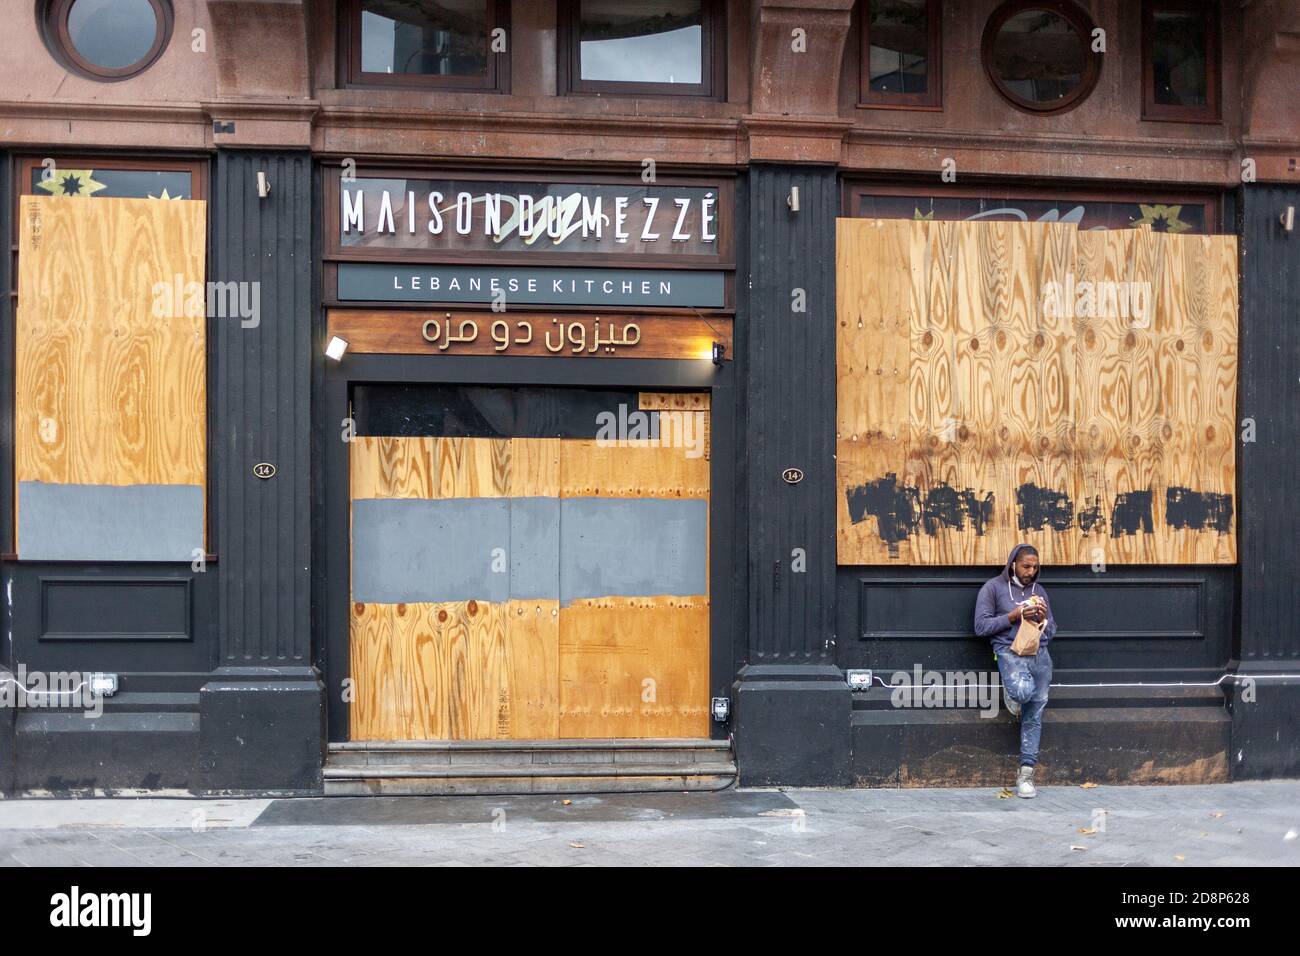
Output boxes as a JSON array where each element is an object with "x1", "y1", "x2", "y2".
[{"x1": 996, "y1": 646, "x2": 1053, "y2": 768}]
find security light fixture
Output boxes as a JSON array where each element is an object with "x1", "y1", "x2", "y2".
[
  {"x1": 847, "y1": 669, "x2": 874, "y2": 692},
  {"x1": 787, "y1": 186, "x2": 800, "y2": 212},
  {"x1": 711, "y1": 697, "x2": 730, "y2": 722},
  {"x1": 88, "y1": 672, "x2": 119, "y2": 697},
  {"x1": 711, "y1": 341, "x2": 726, "y2": 366},
  {"x1": 257, "y1": 170, "x2": 271, "y2": 198},
  {"x1": 325, "y1": 335, "x2": 349, "y2": 361},
  {"x1": 1283, "y1": 205, "x2": 1295, "y2": 234}
]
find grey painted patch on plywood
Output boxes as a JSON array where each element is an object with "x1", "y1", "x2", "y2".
[
  {"x1": 510, "y1": 497, "x2": 560, "y2": 600},
  {"x1": 18, "y1": 482, "x2": 204, "y2": 562},
  {"x1": 351, "y1": 497, "x2": 512, "y2": 604},
  {"x1": 351, "y1": 496, "x2": 707, "y2": 604},
  {"x1": 559, "y1": 497, "x2": 708, "y2": 604}
]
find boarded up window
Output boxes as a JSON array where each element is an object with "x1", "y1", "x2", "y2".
[
  {"x1": 836, "y1": 218, "x2": 1237, "y2": 566},
  {"x1": 15, "y1": 195, "x2": 207, "y2": 560}
]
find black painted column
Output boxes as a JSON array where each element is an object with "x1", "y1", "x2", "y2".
[
  {"x1": 199, "y1": 150, "x2": 322, "y2": 791},
  {"x1": 733, "y1": 164, "x2": 850, "y2": 786},
  {"x1": 1232, "y1": 184, "x2": 1300, "y2": 779},
  {"x1": 0, "y1": 152, "x2": 14, "y2": 796}
]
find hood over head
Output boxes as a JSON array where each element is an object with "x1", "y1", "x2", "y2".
[{"x1": 1002, "y1": 543, "x2": 1039, "y2": 583}]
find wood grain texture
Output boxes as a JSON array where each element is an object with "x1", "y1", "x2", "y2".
[
  {"x1": 558, "y1": 597, "x2": 710, "y2": 739},
  {"x1": 836, "y1": 218, "x2": 1237, "y2": 566},
  {"x1": 15, "y1": 196, "x2": 207, "y2": 542},
  {"x1": 350, "y1": 436, "x2": 512, "y2": 499},
  {"x1": 349, "y1": 427, "x2": 710, "y2": 740},
  {"x1": 560, "y1": 439, "x2": 709, "y2": 498},
  {"x1": 349, "y1": 599, "x2": 560, "y2": 742},
  {"x1": 327, "y1": 310, "x2": 730, "y2": 360},
  {"x1": 639, "y1": 391, "x2": 711, "y2": 410},
  {"x1": 837, "y1": 217, "x2": 913, "y2": 563}
]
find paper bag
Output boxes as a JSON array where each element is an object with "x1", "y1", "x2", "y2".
[{"x1": 1010, "y1": 616, "x2": 1043, "y2": 656}]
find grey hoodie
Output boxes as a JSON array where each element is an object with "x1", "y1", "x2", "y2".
[{"x1": 973, "y1": 543, "x2": 1057, "y2": 650}]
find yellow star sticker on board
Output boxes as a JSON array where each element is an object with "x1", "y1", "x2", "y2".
[
  {"x1": 148, "y1": 188, "x2": 182, "y2": 200},
  {"x1": 35, "y1": 169, "x2": 106, "y2": 198}
]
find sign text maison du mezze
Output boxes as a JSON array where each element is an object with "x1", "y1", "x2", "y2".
[{"x1": 328, "y1": 174, "x2": 732, "y2": 357}]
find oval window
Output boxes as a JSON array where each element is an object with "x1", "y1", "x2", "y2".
[
  {"x1": 48, "y1": 0, "x2": 172, "y2": 80},
  {"x1": 982, "y1": 1, "x2": 1100, "y2": 113}
]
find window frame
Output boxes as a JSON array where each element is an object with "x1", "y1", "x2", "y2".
[
  {"x1": 980, "y1": 0, "x2": 1102, "y2": 116},
  {"x1": 8, "y1": 153, "x2": 212, "y2": 562},
  {"x1": 557, "y1": 0, "x2": 726, "y2": 99},
  {"x1": 857, "y1": 0, "x2": 943, "y2": 110},
  {"x1": 841, "y1": 179, "x2": 1223, "y2": 235},
  {"x1": 1141, "y1": 0, "x2": 1221, "y2": 123},
  {"x1": 45, "y1": 0, "x2": 173, "y2": 81},
  {"x1": 339, "y1": 0, "x2": 511, "y2": 92}
]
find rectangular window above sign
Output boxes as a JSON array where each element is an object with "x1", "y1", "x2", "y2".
[
  {"x1": 859, "y1": 0, "x2": 942, "y2": 110},
  {"x1": 558, "y1": 0, "x2": 725, "y2": 98},
  {"x1": 1142, "y1": 0, "x2": 1220, "y2": 123},
  {"x1": 340, "y1": 0, "x2": 510, "y2": 91}
]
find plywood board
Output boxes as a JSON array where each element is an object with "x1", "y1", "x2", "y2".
[
  {"x1": 560, "y1": 438, "x2": 709, "y2": 498},
  {"x1": 349, "y1": 423, "x2": 710, "y2": 741},
  {"x1": 836, "y1": 218, "x2": 1238, "y2": 565},
  {"x1": 15, "y1": 195, "x2": 207, "y2": 549},
  {"x1": 349, "y1": 599, "x2": 560, "y2": 742},
  {"x1": 837, "y1": 217, "x2": 914, "y2": 563},
  {"x1": 558, "y1": 597, "x2": 710, "y2": 739}
]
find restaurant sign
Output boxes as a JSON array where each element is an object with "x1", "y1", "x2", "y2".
[
  {"x1": 338, "y1": 263, "x2": 726, "y2": 308},
  {"x1": 329, "y1": 175, "x2": 729, "y2": 262}
]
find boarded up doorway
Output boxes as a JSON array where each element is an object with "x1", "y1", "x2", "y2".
[{"x1": 348, "y1": 385, "x2": 711, "y2": 741}]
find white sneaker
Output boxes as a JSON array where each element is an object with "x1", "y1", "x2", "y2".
[
  {"x1": 1016, "y1": 765, "x2": 1037, "y2": 799},
  {"x1": 1003, "y1": 688, "x2": 1021, "y2": 718}
]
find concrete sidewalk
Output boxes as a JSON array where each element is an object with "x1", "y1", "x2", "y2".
[{"x1": 0, "y1": 780, "x2": 1296, "y2": 866}]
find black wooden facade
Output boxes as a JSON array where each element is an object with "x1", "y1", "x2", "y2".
[{"x1": 0, "y1": 152, "x2": 1296, "y2": 793}]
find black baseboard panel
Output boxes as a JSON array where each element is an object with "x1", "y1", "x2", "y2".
[
  {"x1": 851, "y1": 705, "x2": 1230, "y2": 787},
  {"x1": 733, "y1": 664, "x2": 852, "y2": 787},
  {"x1": 1229, "y1": 667, "x2": 1300, "y2": 781},
  {"x1": 196, "y1": 669, "x2": 326, "y2": 794},
  {"x1": 13, "y1": 710, "x2": 200, "y2": 794},
  {"x1": 0, "y1": 667, "x2": 15, "y2": 796}
]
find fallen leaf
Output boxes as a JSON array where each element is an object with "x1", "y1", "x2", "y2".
[
  {"x1": 569, "y1": 842, "x2": 585, "y2": 849},
  {"x1": 997, "y1": 789, "x2": 1014, "y2": 799},
  {"x1": 1211, "y1": 811, "x2": 1224, "y2": 818},
  {"x1": 1080, "y1": 782, "x2": 1098, "y2": 789},
  {"x1": 1078, "y1": 827, "x2": 1098, "y2": 836},
  {"x1": 562, "y1": 800, "x2": 572, "y2": 806},
  {"x1": 1174, "y1": 855, "x2": 1185, "y2": 861},
  {"x1": 1070, "y1": 845, "x2": 1088, "y2": 851}
]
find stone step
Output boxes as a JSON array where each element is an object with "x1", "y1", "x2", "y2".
[
  {"x1": 322, "y1": 763, "x2": 737, "y2": 797},
  {"x1": 327, "y1": 749, "x2": 722, "y2": 770},
  {"x1": 322, "y1": 739, "x2": 735, "y2": 795}
]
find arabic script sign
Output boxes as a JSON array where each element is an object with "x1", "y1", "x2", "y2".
[
  {"x1": 326, "y1": 310, "x2": 731, "y2": 361},
  {"x1": 331, "y1": 176, "x2": 727, "y2": 260}
]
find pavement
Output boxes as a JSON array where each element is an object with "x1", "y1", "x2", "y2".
[{"x1": 0, "y1": 780, "x2": 1297, "y2": 866}]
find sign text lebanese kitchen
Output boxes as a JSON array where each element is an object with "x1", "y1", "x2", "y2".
[
  {"x1": 338, "y1": 263, "x2": 725, "y2": 308},
  {"x1": 333, "y1": 176, "x2": 727, "y2": 259}
]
